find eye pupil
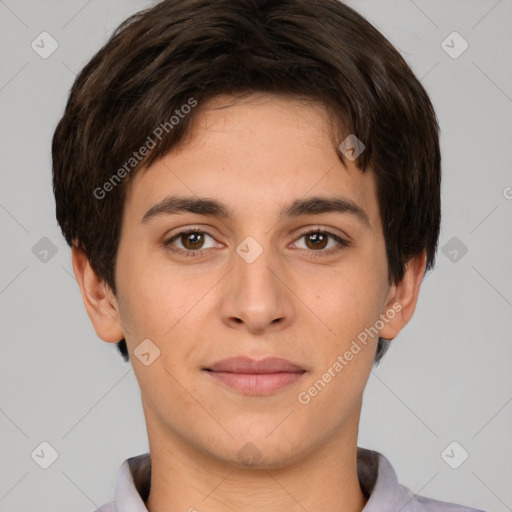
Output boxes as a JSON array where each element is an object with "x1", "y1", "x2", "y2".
[
  {"x1": 167, "y1": 229, "x2": 343, "y2": 256},
  {"x1": 183, "y1": 232, "x2": 204, "y2": 250},
  {"x1": 306, "y1": 232, "x2": 328, "y2": 250}
]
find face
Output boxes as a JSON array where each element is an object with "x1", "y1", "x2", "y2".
[{"x1": 103, "y1": 93, "x2": 405, "y2": 468}]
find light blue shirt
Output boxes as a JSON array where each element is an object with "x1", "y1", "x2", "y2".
[{"x1": 94, "y1": 447, "x2": 485, "y2": 511}]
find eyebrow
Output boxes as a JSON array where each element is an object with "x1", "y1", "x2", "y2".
[{"x1": 141, "y1": 194, "x2": 370, "y2": 228}]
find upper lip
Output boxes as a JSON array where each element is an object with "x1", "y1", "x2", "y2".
[{"x1": 204, "y1": 356, "x2": 305, "y2": 374}]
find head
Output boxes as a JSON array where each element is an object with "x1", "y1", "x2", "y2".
[{"x1": 52, "y1": 0, "x2": 440, "y2": 465}]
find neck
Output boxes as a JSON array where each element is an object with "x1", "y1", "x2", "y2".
[{"x1": 144, "y1": 410, "x2": 368, "y2": 512}]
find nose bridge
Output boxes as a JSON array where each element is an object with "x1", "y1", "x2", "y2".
[
  {"x1": 219, "y1": 232, "x2": 294, "y2": 331},
  {"x1": 234, "y1": 233, "x2": 281, "y2": 299}
]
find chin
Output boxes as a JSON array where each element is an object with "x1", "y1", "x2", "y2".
[{"x1": 217, "y1": 430, "x2": 308, "y2": 468}]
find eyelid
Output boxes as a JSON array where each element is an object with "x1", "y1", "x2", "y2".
[
  {"x1": 293, "y1": 225, "x2": 350, "y2": 242},
  {"x1": 163, "y1": 225, "x2": 351, "y2": 256},
  {"x1": 289, "y1": 227, "x2": 350, "y2": 255},
  {"x1": 164, "y1": 226, "x2": 220, "y2": 249}
]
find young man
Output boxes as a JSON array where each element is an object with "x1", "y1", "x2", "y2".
[{"x1": 51, "y1": 0, "x2": 485, "y2": 510}]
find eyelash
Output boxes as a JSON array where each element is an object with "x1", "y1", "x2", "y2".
[{"x1": 163, "y1": 227, "x2": 350, "y2": 259}]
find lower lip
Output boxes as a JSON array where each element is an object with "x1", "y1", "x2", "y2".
[{"x1": 205, "y1": 371, "x2": 305, "y2": 395}]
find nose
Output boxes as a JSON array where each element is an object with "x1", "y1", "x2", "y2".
[{"x1": 218, "y1": 239, "x2": 295, "y2": 335}]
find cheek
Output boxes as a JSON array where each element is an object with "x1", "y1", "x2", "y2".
[
  {"x1": 325, "y1": 264, "x2": 386, "y2": 329},
  {"x1": 114, "y1": 250, "x2": 168, "y2": 344},
  {"x1": 115, "y1": 251, "x2": 215, "y2": 359},
  {"x1": 311, "y1": 260, "x2": 388, "y2": 384},
  {"x1": 308, "y1": 273, "x2": 383, "y2": 397}
]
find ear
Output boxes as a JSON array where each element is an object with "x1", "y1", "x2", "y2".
[
  {"x1": 379, "y1": 250, "x2": 427, "y2": 341},
  {"x1": 71, "y1": 245, "x2": 125, "y2": 344}
]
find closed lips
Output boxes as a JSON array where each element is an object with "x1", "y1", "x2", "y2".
[{"x1": 204, "y1": 356, "x2": 306, "y2": 374}]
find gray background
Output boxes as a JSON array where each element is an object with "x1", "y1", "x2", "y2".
[{"x1": 1, "y1": 0, "x2": 511, "y2": 511}]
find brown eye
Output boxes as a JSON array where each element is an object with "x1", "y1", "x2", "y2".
[
  {"x1": 164, "y1": 229, "x2": 218, "y2": 257},
  {"x1": 180, "y1": 231, "x2": 205, "y2": 250},
  {"x1": 293, "y1": 229, "x2": 349, "y2": 256},
  {"x1": 304, "y1": 231, "x2": 329, "y2": 250}
]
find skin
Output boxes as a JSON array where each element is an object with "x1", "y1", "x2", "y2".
[{"x1": 72, "y1": 93, "x2": 426, "y2": 512}]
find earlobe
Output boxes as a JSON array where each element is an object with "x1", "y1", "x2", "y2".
[
  {"x1": 71, "y1": 245, "x2": 125, "y2": 344},
  {"x1": 379, "y1": 250, "x2": 427, "y2": 341}
]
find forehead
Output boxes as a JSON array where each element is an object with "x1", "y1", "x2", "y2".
[{"x1": 123, "y1": 93, "x2": 380, "y2": 230}]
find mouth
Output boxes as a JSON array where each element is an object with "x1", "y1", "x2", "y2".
[{"x1": 202, "y1": 356, "x2": 307, "y2": 395}]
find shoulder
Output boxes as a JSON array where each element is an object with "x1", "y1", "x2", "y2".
[
  {"x1": 359, "y1": 447, "x2": 486, "y2": 512},
  {"x1": 397, "y1": 487, "x2": 487, "y2": 511},
  {"x1": 92, "y1": 500, "x2": 116, "y2": 512}
]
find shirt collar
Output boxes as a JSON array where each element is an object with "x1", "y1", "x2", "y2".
[{"x1": 114, "y1": 447, "x2": 421, "y2": 511}]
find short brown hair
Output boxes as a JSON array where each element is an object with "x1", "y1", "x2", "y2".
[{"x1": 52, "y1": 0, "x2": 441, "y2": 365}]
